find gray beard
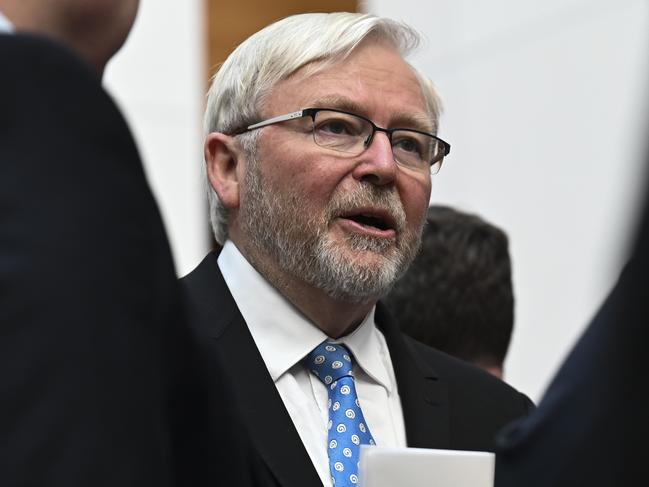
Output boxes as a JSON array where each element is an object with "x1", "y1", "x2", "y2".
[{"x1": 239, "y1": 153, "x2": 423, "y2": 303}]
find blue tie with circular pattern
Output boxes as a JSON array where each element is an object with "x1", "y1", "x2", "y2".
[{"x1": 306, "y1": 342, "x2": 376, "y2": 486}]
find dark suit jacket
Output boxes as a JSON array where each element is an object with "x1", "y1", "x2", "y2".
[
  {"x1": 0, "y1": 33, "x2": 189, "y2": 486},
  {"x1": 495, "y1": 173, "x2": 649, "y2": 486},
  {"x1": 181, "y1": 251, "x2": 534, "y2": 486}
]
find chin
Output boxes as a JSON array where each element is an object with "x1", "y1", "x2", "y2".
[{"x1": 306, "y1": 237, "x2": 405, "y2": 303}]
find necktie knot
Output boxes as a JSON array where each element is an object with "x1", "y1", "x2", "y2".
[{"x1": 306, "y1": 342, "x2": 355, "y2": 384}]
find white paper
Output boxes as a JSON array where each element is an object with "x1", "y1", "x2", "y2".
[{"x1": 358, "y1": 446, "x2": 495, "y2": 487}]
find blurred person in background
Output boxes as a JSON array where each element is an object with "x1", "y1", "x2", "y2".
[
  {"x1": 0, "y1": 1, "x2": 222, "y2": 485},
  {"x1": 384, "y1": 205, "x2": 514, "y2": 379},
  {"x1": 0, "y1": 0, "x2": 138, "y2": 75}
]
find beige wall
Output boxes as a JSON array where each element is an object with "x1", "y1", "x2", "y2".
[{"x1": 205, "y1": 0, "x2": 358, "y2": 79}]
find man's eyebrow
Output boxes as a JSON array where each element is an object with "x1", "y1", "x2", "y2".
[
  {"x1": 309, "y1": 96, "x2": 365, "y2": 115},
  {"x1": 309, "y1": 96, "x2": 435, "y2": 133}
]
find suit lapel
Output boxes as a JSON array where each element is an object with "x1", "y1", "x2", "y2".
[
  {"x1": 375, "y1": 303, "x2": 451, "y2": 449},
  {"x1": 187, "y1": 253, "x2": 322, "y2": 487}
]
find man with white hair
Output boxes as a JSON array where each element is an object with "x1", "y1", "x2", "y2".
[{"x1": 183, "y1": 12, "x2": 533, "y2": 487}]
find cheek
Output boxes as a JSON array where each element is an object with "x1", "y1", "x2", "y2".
[
  {"x1": 400, "y1": 175, "x2": 431, "y2": 227},
  {"x1": 260, "y1": 144, "x2": 344, "y2": 206}
]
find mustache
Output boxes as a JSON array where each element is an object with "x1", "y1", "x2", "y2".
[{"x1": 325, "y1": 184, "x2": 407, "y2": 233}]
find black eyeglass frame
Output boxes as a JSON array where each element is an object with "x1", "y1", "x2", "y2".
[{"x1": 231, "y1": 107, "x2": 451, "y2": 171}]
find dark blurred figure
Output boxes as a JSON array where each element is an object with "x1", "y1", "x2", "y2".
[
  {"x1": 384, "y1": 205, "x2": 514, "y2": 378},
  {"x1": 0, "y1": 0, "x2": 139, "y2": 76},
  {"x1": 0, "y1": 2, "x2": 206, "y2": 486},
  {"x1": 495, "y1": 169, "x2": 649, "y2": 485}
]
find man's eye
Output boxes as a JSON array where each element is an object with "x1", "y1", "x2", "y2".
[
  {"x1": 394, "y1": 138, "x2": 420, "y2": 154},
  {"x1": 318, "y1": 120, "x2": 351, "y2": 135}
]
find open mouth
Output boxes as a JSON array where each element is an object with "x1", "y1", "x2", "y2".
[
  {"x1": 347, "y1": 213, "x2": 391, "y2": 231},
  {"x1": 338, "y1": 209, "x2": 397, "y2": 236}
]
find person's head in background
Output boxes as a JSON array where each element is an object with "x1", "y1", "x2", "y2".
[
  {"x1": 384, "y1": 205, "x2": 514, "y2": 379},
  {"x1": 0, "y1": 0, "x2": 139, "y2": 74}
]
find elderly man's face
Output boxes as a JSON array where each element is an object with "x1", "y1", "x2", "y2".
[{"x1": 238, "y1": 40, "x2": 432, "y2": 302}]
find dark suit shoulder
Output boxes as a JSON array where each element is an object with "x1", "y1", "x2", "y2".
[
  {"x1": 403, "y1": 335, "x2": 534, "y2": 449},
  {"x1": 407, "y1": 335, "x2": 533, "y2": 410}
]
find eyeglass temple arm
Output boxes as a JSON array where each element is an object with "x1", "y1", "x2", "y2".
[{"x1": 246, "y1": 110, "x2": 306, "y2": 130}]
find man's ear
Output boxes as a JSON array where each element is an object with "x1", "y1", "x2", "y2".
[{"x1": 204, "y1": 132, "x2": 242, "y2": 210}]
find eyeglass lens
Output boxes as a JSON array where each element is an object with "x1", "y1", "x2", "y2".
[{"x1": 311, "y1": 110, "x2": 442, "y2": 173}]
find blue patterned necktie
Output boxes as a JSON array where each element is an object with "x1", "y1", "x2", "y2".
[{"x1": 306, "y1": 342, "x2": 376, "y2": 486}]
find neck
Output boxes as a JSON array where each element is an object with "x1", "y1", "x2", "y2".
[{"x1": 232, "y1": 236, "x2": 376, "y2": 339}]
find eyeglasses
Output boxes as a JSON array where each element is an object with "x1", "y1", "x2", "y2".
[{"x1": 234, "y1": 108, "x2": 450, "y2": 174}]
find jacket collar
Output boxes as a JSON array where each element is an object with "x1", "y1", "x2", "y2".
[
  {"x1": 374, "y1": 303, "x2": 450, "y2": 449},
  {"x1": 183, "y1": 252, "x2": 321, "y2": 486}
]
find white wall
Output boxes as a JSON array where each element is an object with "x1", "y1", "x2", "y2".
[
  {"x1": 365, "y1": 0, "x2": 649, "y2": 400},
  {"x1": 103, "y1": 0, "x2": 208, "y2": 277}
]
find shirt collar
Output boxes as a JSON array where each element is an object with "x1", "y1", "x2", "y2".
[
  {"x1": 0, "y1": 10, "x2": 15, "y2": 33},
  {"x1": 335, "y1": 308, "x2": 392, "y2": 392},
  {"x1": 217, "y1": 240, "x2": 392, "y2": 392}
]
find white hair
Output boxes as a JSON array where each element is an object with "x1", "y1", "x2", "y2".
[{"x1": 204, "y1": 12, "x2": 442, "y2": 245}]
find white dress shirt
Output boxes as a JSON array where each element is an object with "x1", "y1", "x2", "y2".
[
  {"x1": 0, "y1": 10, "x2": 14, "y2": 33},
  {"x1": 218, "y1": 241, "x2": 407, "y2": 487}
]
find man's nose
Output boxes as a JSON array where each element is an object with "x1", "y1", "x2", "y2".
[{"x1": 351, "y1": 131, "x2": 398, "y2": 186}]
